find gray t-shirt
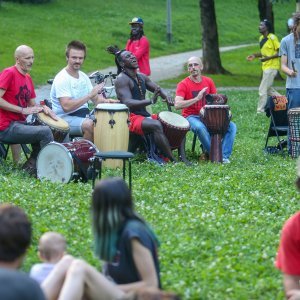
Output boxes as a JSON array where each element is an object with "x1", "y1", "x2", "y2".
[
  {"x1": 30, "y1": 262, "x2": 55, "y2": 285},
  {"x1": 0, "y1": 267, "x2": 45, "y2": 300},
  {"x1": 279, "y1": 33, "x2": 300, "y2": 88}
]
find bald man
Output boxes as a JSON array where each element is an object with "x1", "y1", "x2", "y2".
[
  {"x1": 175, "y1": 57, "x2": 236, "y2": 163},
  {"x1": 0, "y1": 45, "x2": 55, "y2": 176}
]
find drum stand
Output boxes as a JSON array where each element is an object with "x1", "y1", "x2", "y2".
[
  {"x1": 89, "y1": 151, "x2": 134, "y2": 189},
  {"x1": 210, "y1": 134, "x2": 223, "y2": 163}
]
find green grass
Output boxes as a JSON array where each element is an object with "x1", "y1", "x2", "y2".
[
  {"x1": 0, "y1": 0, "x2": 295, "y2": 85},
  {"x1": 0, "y1": 90, "x2": 298, "y2": 299}
]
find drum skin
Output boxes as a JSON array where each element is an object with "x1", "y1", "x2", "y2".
[
  {"x1": 35, "y1": 112, "x2": 70, "y2": 142},
  {"x1": 94, "y1": 103, "x2": 129, "y2": 168},
  {"x1": 37, "y1": 139, "x2": 97, "y2": 183},
  {"x1": 158, "y1": 111, "x2": 190, "y2": 149}
]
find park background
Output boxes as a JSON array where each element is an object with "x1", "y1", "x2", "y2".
[{"x1": 0, "y1": 0, "x2": 299, "y2": 299}]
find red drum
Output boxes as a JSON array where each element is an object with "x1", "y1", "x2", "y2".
[
  {"x1": 34, "y1": 112, "x2": 70, "y2": 143},
  {"x1": 37, "y1": 139, "x2": 98, "y2": 183},
  {"x1": 158, "y1": 111, "x2": 190, "y2": 149},
  {"x1": 200, "y1": 105, "x2": 231, "y2": 163}
]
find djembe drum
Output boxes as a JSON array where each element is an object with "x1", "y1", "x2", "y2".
[
  {"x1": 200, "y1": 104, "x2": 231, "y2": 163},
  {"x1": 288, "y1": 108, "x2": 300, "y2": 158}
]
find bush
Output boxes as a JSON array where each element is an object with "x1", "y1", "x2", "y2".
[{"x1": 5, "y1": 0, "x2": 52, "y2": 3}]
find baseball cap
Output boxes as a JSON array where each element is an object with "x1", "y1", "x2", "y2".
[{"x1": 129, "y1": 17, "x2": 144, "y2": 25}]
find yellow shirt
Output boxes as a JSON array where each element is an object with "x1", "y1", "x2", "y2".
[{"x1": 259, "y1": 33, "x2": 280, "y2": 71}]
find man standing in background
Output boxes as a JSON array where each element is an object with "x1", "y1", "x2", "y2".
[{"x1": 126, "y1": 17, "x2": 151, "y2": 76}]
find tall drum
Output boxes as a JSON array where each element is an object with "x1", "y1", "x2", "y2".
[
  {"x1": 94, "y1": 103, "x2": 129, "y2": 168},
  {"x1": 200, "y1": 104, "x2": 230, "y2": 163},
  {"x1": 288, "y1": 108, "x2": 300, "y2": 158}
]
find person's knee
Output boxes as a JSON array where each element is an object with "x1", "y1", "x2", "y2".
[
  {"x1": 82, "y1": 119, "x2": 93, "y2": 134},
  {"x1": 67, "y1": 259, "x2": 87, "y2": 277},
  {"x1": 144, "y1": 120, "x2": 163, "y2": 134},
  {"x1": 228, "y1": 122, "x2": 237, "y2": 135}
]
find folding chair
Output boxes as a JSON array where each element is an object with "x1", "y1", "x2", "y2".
[
  {"x1": 264, "y1": 95, "x2": 288, "y2": 154},
  {"x1": 0, "y1": 142, "x2": 31, "y2": 162}
]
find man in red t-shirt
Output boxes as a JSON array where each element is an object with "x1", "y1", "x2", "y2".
[
  {"x1": 175, "y1": 56, "x2": 236, "y2": 163},
  {"x1": 0, "y1": 45, "x2": 55, "y2": 176},
  {"x1": 125, "y1": 17, "x2": 151, "y2": 76}
]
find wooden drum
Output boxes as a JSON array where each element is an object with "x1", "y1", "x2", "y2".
[
  {"x1": 94, "y1": 103, "x2": 129, "y2": 168},
  {"x1": 200, "y1": 104, "x2": 230, "y2": 163}
]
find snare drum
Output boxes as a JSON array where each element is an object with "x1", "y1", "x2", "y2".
[
  {"x1": 94, "y1": 103, "x2": 129, "y2": 168},
  {"x1": 158, "y1": 111, "x2": 190, "y2": 149},
  {"x1": 200, "y1": 105, "x2": 231, "y2": 162},
  {"x1": 35, "y1": 112, "x2": 70, "y2": 142},
  {"x1": 37, "y1": 139, "x2": 98, "y2": 183},
  {"x1": 288, "y1": 108, "x2": 300, "y2": 158}
]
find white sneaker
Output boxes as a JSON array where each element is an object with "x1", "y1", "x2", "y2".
[{"x1": 223, "y1": 158, "x2": 230, "y2": 164}]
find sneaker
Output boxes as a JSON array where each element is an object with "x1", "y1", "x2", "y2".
[{"x1": 222, "y1": 158, "x2": 230, "y2": 164}]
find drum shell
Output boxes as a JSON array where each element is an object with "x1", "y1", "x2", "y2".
[
  {"x1": 158, "y1": 111, "x2": 190, "y2": 149},
  {"x1": 94, "y1": 104, "x2": 129, "y2": 168},
  {"x1": 200, "y1": 105, "x2": 230, "y2": 135},
  {"x1": 37, "y1": 139, "x2": 97, "y2": 183},
  {"x1": 35, "y1": 113, "x2": 70, "y2": 143},
  {"x1": 288, "y1": 108, "x2": 300, "y2": 158}
]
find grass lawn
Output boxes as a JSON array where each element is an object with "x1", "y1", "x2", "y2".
[
  {"x1": 0, "y1": 90, "x2": 298, "y2": 299},
  {"x1": 0, "y1": 0, "x2": 295, "y2": 85}
]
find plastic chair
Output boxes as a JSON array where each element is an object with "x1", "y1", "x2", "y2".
[{"x1": 264, "y1": 95, "x2": 288, "y2": 154}]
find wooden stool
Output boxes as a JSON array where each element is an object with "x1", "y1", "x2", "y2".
[{"x1": 90, "y1": 151, "x2": 134, "y2": 189}]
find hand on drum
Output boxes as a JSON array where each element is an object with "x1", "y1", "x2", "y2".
[
  {"x1": 42, "y1": 105, "x2": 59, "y2": 121},
  {"x1": 196, "y1": 87, "x2": 208, "y2": 101},
  {"x1": 22, "y1": 106, "x2": 44, "y2": 115},
  {"x1": 103, "y1": 98, "x2": 120, "y2": 103}
]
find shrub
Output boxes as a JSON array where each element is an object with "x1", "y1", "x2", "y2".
[{"x1": 5, "y1": 0, "x2": 52, "y2": 4}]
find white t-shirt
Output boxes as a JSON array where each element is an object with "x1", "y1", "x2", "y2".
[
  {"x1": 29, "y1": 263, "x2": 55, "y2": 285},
  {"x1": 50, "y1": 68, "x2": 93, "y2": 116}
]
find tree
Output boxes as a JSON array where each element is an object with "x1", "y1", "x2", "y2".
[
  {"x1": 199, "y1": 0, "x2": 229, "y2": 74},
  {"x1": 258, "y1": 0, "x2": 274, "y2": 32}
]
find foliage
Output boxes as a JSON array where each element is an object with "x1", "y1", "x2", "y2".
[
  {"x1": 0, "y1": 0, "x2": 295, "y2": 85},
  {"x1": 5, "y1": 0, "x2": 52, "y2": 3},
  {"x1": 0, "y1": 90, "x2": 298, "y2": 299}
]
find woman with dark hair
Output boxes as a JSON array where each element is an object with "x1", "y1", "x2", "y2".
[{"x1": 42, "y1": 177, "x2": 164, "y2": 300}]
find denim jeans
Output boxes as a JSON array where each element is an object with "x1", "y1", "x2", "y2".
[{"x1": 186, "y1": 115, "x2": 237, "y2": 159}]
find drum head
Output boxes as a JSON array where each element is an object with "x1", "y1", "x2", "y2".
[
  {"x1": 37, "y1": 142, "x2": 73, "y2": 183},
  {"x1": 158, "y1": 111, "x2": 190, "y2": 129},
  {"x1": 37, "y1": 112, "x2": 70, "y2": 131},
  {"x1": 95, "y1": 103, "x2": 128, "y2": 111}
]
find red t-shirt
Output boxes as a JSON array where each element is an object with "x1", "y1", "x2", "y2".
[
  {"x1": 275, "y1": 211, "x2": 300, "y2": 275},
  {"x1": 176, "y1": 76, "x2": 217, "y2": 118},
  {"x1": 126, "y1": 36, "x2": 151, "y2": 76},
  {"x1": 0, "y1": 66, "x2": 36, "y2": 131}
]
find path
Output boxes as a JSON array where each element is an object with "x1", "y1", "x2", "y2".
[{"x1": 35, "y1": 44, "x2": 254, "y2": 102}]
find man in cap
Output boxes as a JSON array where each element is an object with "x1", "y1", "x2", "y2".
[
  {"x1": 125, "y1": 17, "x2": 151, "y2": 76},
  {"x1": 246, "y1": 19, "x2": 281, "y2": 113}
]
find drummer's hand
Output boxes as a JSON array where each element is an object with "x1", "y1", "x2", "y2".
[
  {"x1": 89, "y1": 82, "x2": 105, "y2": 99},
  {"x1": 104, "y1": 98, "x2": 120, "y2": 103},
  {"x1": 151, "y1": 87, "x2": 160, "y2": 105},
  {"x1": 196, "y1": 87, "x2": 208, "y2": 101},
  {"x1": 22, "y1": 106, "x2": 43, "y2": 115},
  {"x1": 165, "y1": 94, "x2": 174, "y2": 106},
  {"x1": 42, "y1": 105, "x2": 59, "y2": 121}
]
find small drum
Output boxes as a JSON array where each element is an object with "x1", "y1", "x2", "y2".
[
  {"x1": 288, "y1": 108, "x2": 300, "y2": 158},
  {"x1": 35, "y1": 112, "x2": 70, "y2": 143},
  {"x1": 37, "y1": 139, "x2": 98, "y2": 183},
  {"x1": 94, "y1": 103, "x2": 129, "y2": 168},
  {"x1": 158, "y1": 111, "x2": 190, "y2": 149},
  {"x1": 200, "y1": 105, "x2": 231, "y2": 163}
]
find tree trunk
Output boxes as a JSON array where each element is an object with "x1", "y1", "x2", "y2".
[
  {"x1": 258, "y1": 0, "x2": 274, "y2": 32},
  {"x1": 199, "y1": 0, "x2": 229, "y2": 74}
]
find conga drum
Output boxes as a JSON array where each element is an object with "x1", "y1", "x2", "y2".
[
  {"x1": 158, "y1": 111, "x2": 190, "y2": 149},
  {"x1": 288, "y1": 108, "x2": 300, "y2": 158},
  {"x1": 200, "y1": 105, "x2": 230, "y2": 163},
  {"x1": 94, "y1": 103, "x2": 129, "y2": 168},
  {"x1": 34, "y1": 112, "x2": 70, "y2": 142}
]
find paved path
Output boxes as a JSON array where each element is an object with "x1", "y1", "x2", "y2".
[{"x1": 35, "y1": 44, "x2": 254, "y2": 102}]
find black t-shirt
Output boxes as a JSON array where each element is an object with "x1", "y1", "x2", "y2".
[{"x1": 105, "y1": 219, "x2": 161, "y2": 287}]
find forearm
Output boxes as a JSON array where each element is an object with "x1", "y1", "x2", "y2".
[
  {"x1": 174, "y1": 96, "x2": 199, "y2": 109},
  {"x1": 284, "y1": 274, "x2": 300, "y2": 298},
  {"x1": 61, "y1": 94, "x2": 90, "y2": 113},
  {"x1": 118, "y1": 281, "x2": 151, "y2": 293},
  {"x1": 122, "y1": 99, "x2": 151, "y2": 109},
  {"x1": 0, "y1": 98, "x2": 23, "y2": 113}
]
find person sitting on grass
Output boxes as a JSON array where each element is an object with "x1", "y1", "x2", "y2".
[
  {"x1": 42, "y1": 177, "x2": 171, "y2": 300},
  {"x1": 30, "y1": 232, "x2": 67, "y2": 284},
  {"x1": 0, "y1": 203, "x2": 45, "y2": 299}
]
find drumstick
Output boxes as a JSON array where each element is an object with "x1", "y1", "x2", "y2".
[{"x1": 292, "y1": 60, "x2": 297, "y2": 73}]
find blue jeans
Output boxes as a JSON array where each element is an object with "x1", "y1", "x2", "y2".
[{"x1": 187, "y1": 115, "x2": 237, "y2": 159}]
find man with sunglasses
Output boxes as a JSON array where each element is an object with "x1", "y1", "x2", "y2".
[
  {"x1": 246, "y1": 19, "x2": 281, "y2": 114},
  {"x1": 174, "y1": 56, "x2": 236, "y2": 163}
]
